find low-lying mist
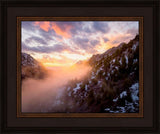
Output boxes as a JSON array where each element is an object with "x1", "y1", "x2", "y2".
[{"x1": 22, "y1": 63, "x2": 91, "y2": 112}]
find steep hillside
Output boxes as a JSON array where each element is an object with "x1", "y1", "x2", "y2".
[
  {"x1": 21, "y1": 53, "x2": 47, "y2": 80},
  {"x1": 43, "y1": 35, "x2": 139, "y2": 113},
  {"x1": 53, "y1": 35, "x2": 139, "y2": 113}
]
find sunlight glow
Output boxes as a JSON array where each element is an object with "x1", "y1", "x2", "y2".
[{"x1": 22, "y1": 21, "x2": 138, "y2": 68}]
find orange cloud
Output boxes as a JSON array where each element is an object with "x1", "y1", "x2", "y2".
[
  {"x1": 51, "y1": 23, "x2": 72, "y2": 38},
  {"x1": 94, "y1": 33, "x2": 134, "y2": 54},
  {"x1": 34, "y1": 21, "x2": 50, "y2": 32},
  {"x1": 33, "y1": 21, "x2": 73, "y2": 38}
]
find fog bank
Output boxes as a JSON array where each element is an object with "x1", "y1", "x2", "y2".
[{"x1": 22, "y1": 64, "x2": 91, "y2": 112}]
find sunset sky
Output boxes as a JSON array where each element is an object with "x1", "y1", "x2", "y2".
[{"x1": 21, "y1": 21, "x2": 138, "y2": 67}]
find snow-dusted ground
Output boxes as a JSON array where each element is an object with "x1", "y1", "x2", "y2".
[
  {"x1": 73, "y1": 83, "x2": 81, "y2": 93},
  {"x1": 105, "y1": 82, "x2": 139, "y2": 113}
]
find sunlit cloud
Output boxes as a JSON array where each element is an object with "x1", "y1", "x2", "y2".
[
  {"x1": 34, "y1": 21, "x2": 50, "y2": 32},
  {"x1": 51, "y1": 22, "x2": 73, "y2": 38},
  {"x1": 37, "y1": 54, "x2": 77, "y2": 67},
  {"x1": 22, "y1": 21, "x2": 139, "y2": 67},
  {"x1": 110, "y1": 34, "x2": 135, "y2": 46}
]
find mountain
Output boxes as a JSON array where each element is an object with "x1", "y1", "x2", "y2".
[
  {"x1": 89, "y1": 42, "x2": 126, "y2": 66},
  {"x1": 49, "y1": 35, "x2": 139, "y2": 113},
  {"x1": 21, "y1": 53, "x2": 47, "y2": 80}
]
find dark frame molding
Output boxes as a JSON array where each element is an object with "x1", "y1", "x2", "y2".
[{"x1": 0, "y1": 0, "x2": 159, "y2": 133}]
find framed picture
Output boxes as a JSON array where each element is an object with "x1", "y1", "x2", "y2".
[
  {"x1": 0, "y1": 0, "x2": 159, "y2": 133},
  {"x1": 17, "y1": 17, "x2": 143, "y2": 118}
]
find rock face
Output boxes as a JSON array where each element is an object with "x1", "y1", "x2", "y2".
[
  {"x1": 54, "y1": 35, "x2": 139, "y2": 113},
  {"x1": 21, "y1": 53, "x2": 46, "y2": 80}
]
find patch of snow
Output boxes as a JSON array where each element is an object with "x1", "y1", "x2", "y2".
[
  {"x1": 99, "y1": 65, "x2": 104, "y2": 71},
  {"x1": 103, "y1": 72, "x2": 105, "y2": 76},
  {"x1": 113, "y1": 59, "x2": 115, "y2": 63},
  {"x1": 129, "y1": 83, "x2": 139, "y2": 102},
  {"x1": 73, "y1": 83, "x2": 81, "y2": 93},
  {"x1": 92, "y1": 72, "x2": 94, "y2": 75},
  {"x1": 120, "y1": 91, "x2": 127, "y2": 99},
  {"x1": 89, "y1": 80, "x2": 92, "y2": 84},
  {"x1": 125, "y1": 101, "x2": 136, "y2": 112},
  {"x1": 110, "y1": 63, "x2": 113, "y2": 69},
  {"x1": 67, "y1": 87, "x2": 71, "y2": 91},
  {"x1": 132, "y1": 44, "x2": 137, "y2": 51},
  {"x1": 84, "y1": 92, "x2": 87, "y2": 97},
  {"x1": 68, "y1": 91, "x2": 71, "y2": 96},
  {"x1": 104, "y1": 108, "x2": 110, "y2": 111},
  {"x1": 105, "y1": 77, "x2": 108, "y2": 80},
  {"x1": 132, "y1": 42, "x2": 138, "y2": 51},
  {"x1": 111, "y1": 70, "x2": 114, "y2": 74},
  {"x1": 119, "y1": 58, "x2": 122, "y2": 65},
  {"x1": 107, "y1": 73, "x2": 110, "y2": 77},
  {"x1": 113, "y1": 97, "x2": 118, "y2": 102},
  {"x1": 133, "y1": 59, "x2": 138, "y2": 64},
  {"x1": 23, "y1": 53, "x2": 28, "y2": 59},
  {"x1": 130, "y1": 83, "x2": 139, "y2": 91},
  {"x1": 130, "y1": 72, "x2": 134, "y2": 76},
  {"x1": 98, "y1": 80, "x2": 101, "y2": 85},
  {"x1": 85, "y1": 85, "x2": 88, "y2": 91},
  {"x1": 125, "y1": 55, "x2": 128, "y2": 64},
  {"x1": 96, "y1": 69, "x2": 100, "y2": 75},
  {"x1": 98, "y1": 80, "x2": 102, "y2": 87},
  {"x1": 91, "y1": 75, "x2": 95, "y2": 79},
  {"x1": 118, "y1": 107, "x2": 126, "y2": 113},
  {"x1": 115, "y1": 66, "x2": 119, "y2": 70}
]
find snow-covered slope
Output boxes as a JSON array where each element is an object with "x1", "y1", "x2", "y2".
[{"x1": 58, "y1": 35, "x2": 140, "y2": 113}]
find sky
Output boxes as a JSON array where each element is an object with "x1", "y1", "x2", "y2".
[{"x1": 21, "y1": 21, "x2": 139, "y2": 67}]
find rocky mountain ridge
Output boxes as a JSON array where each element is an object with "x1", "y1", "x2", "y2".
[
  {"x1": 50, "y1": 34, "x2": 140, "y2": 113},
  {"x1": 21, "y1": 53, "x2": 46, "y2": 80}
]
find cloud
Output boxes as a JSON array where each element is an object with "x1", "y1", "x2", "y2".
[
  {"x1": 39, "y1": 54, "x2": 76, "y2": 67},
  {"x1": 74, "y1": 37, "x2": 89, "y2": 45},
  {"x1": 22, "y1": 21, "x2": 36, "y2": 32},
  {"x1": 67, "y1": 22, "x2": 84, "y2": 35},
  {"x1": 22, "y1": 42, "x2": 74, "y2": 53},
  {"x1": 33, "y1": 21, "x2": 76, "y2": 38},
  {"x1": 103, "y1": 37, "x2": 109, "y2": 43},
  {"x1": 51, "y1": 22, "x2": 73, "y2": 38},
  {"x1": 83, "y1": 27, "x2": 92, "y2": 33},
  {"x1": 72, "y1": 37, "x2": 98, "y2": 53},
  {"x1": 93, "y1": 22, "x2": 110, "y2": 33},
  {"x1": 22, "y1": 21, "x2": 62, "y2": 45},
  {"x1": 111, "y1": 40, "x2": 121, "y2": 45},
  {"x1": 25, "y1": 36, "x2": 47, "y2": 45},
  {"x1": 90, "y1": 40, "x2": 100, "y2": 46},
  {"x1": 110, "y1": 34, "x2": 133, "y2": 45},
  {"x1": 73, "y1": 37, "x2": 91, "y2": 50},
  {"x1": 21, "y1": 21, "x2": 139, "y2": 66},
  {"x1": 127, "y1": 28, "x2": 139, "y2": 35},
  {"x1": 51, "y1": 44, "x2": 70, "y2": 52},
  {"x1": 38, "y1": 29, "x2": 57, "y2": 42},
  {"x1": 34, "y1": 21, "x2": 51, "y2": 32},
  {"x1": 73, "y1": 37, "x2": 99, "y2": 48},
  {"x1": 69, "y1": 22, "x2": 110, "y2": 36}
]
